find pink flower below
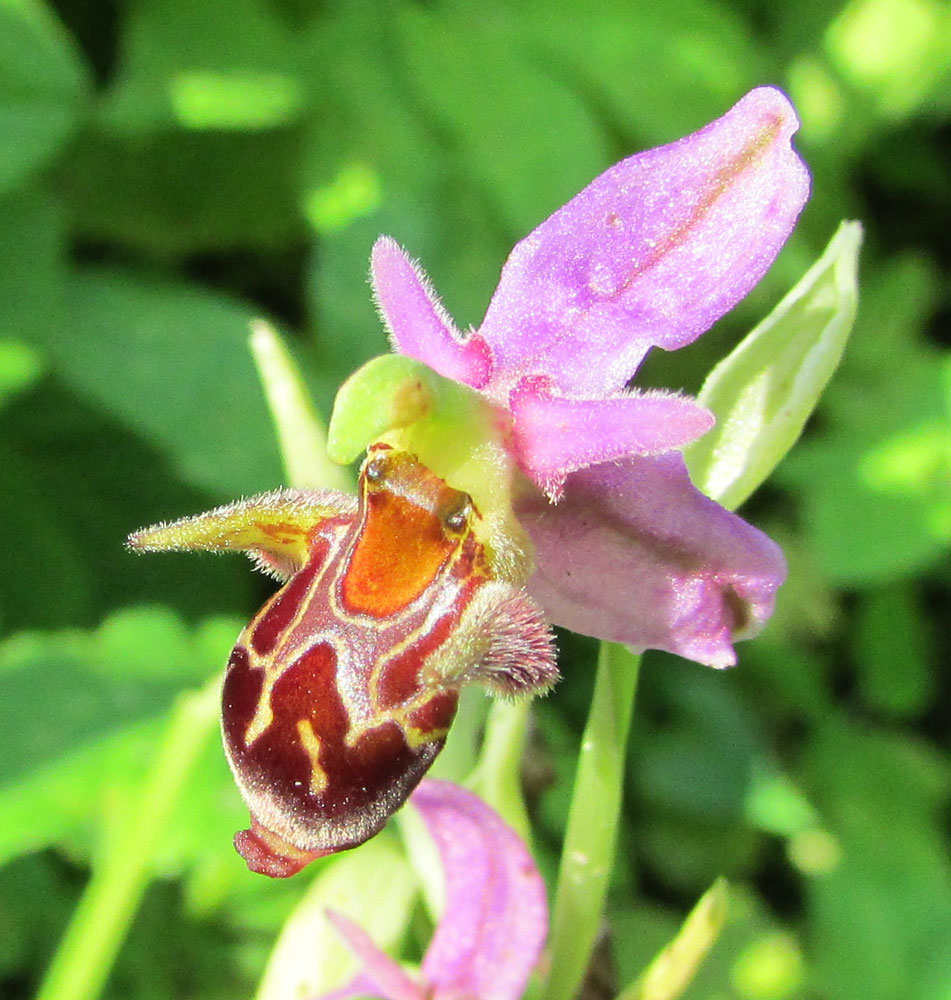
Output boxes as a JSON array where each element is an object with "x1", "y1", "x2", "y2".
[
  {"x1": 370, "y1": 87, "x2": 810, "y2": 667},
  {"x1": 315, "y1": 781, "x2": 548, "y2": 1000}
]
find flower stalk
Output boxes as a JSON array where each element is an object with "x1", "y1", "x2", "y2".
[{"x1": 545, "y1": 642, "x2": 642, "y2": 1000}]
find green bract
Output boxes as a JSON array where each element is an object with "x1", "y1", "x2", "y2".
[{"x1": 685, "y1": 221, "x2": 862, "y2": 510}]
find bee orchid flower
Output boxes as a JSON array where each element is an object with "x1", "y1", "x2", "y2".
[{"x1": 130, "y1": 87, "x2": 809, "y2": 875}]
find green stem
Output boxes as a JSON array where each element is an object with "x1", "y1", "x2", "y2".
[
  {"x1": 429, "y1": 685, "x2": 489, "y2": 783},
  {"x1": 35, "y1": 679, "x2": 220, "y2": 1000},
  {"x1": 544, "y1": 643, "x2": 642, "y2": 1000},
  {"x1": 470, "y1": 698, "x2": 532, "y2": 841}
]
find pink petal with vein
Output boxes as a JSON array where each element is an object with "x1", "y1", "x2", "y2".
[
  {"x1": 478, "y1": 87, "x2": 810, "y2": 399},
  {"x1": 413, "y1": 781, "x2": 548, "y2": 1000},
  {"x1": 372, "y1": 236, "x2": 493, "y2": 388},
  {"x1": 516, "y1": 455, "x2": 786, "y2": 667}
]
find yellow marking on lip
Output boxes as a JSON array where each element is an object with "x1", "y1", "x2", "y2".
[
  {"x1": 341, "y1": 709, "x2": 448, "y2": 751},
  {"x1": 296, "y1": 718, "x2": 329, "y2": 795},
  {"x1": 266, "y1": 521, "x2": 351, "y2": 661},
  {"x1": 240, "y1": 523, "x2": 351, "y2": 747},
  {"x1": 245, "y1": 629, "x2": 348, "y2": 746},
  {"x1": 244, "y1": 683, "x2": 274, "y2": 746},
  {"x1": 402, "y1": 722, "x2": 450, "y2": 749}
]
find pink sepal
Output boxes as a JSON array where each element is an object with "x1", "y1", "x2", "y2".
[
  {"x1": 415, "y1": 781, "x2": 548, "y2": 1000},
  {"x1": 516, "y1": 454, "x2": 786, "y2": 668},
  {"x1": 479, "y1": 87, "x2": 809, "y2": 398},
  {"x1": 317, "y1": 781, "x2": 547, "y2": 1000}
]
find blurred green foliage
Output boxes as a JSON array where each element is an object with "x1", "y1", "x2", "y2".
[{"x1": 1, "y1": 0, "x2": 948, "y2": 998}]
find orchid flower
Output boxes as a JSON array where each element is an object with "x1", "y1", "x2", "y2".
[
  {"x1": 130, "y1": 88, "x2": 809, "y2": 875},
  {"x1": 315, "y1": 780, "x2": 547, "y2": 1000},
  {"x1": 338, "y1": 86, "x2": 810, "y2": 668}
]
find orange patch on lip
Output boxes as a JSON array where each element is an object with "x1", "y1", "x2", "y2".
[{"x1": 342, "y1": 491, "x2": 454, "y2": 617}]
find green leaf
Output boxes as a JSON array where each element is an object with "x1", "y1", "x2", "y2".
[
  {"x1": 803, "y1": 719, "x2": 951, "y2": 1000},
  {"x1": 98, "y1": 0, "x2": 303, "y2": 133},
  {"x1": 167, "y1": 70, "x2": 303, "y2": 131},
  {"x1": 0, "y1": 378, "x2": 262, "y2": 631},
  {"x1": 35, "y1": 678, "x2": 220, "y2": 1000},
  {"x1": 0, "y1": 189, "x2": 68, "y2": 342},
  {"x1": 0, "y1": 440, "x2": 93, "y2": 628},
  {"x1": 0, "y1": 0, "x2": 90, "y2": 192},
  {"x1": 520, "y1": 0, "x2": 766, "y2": 144},
  {"x1": 254, "y1": 834, "x2": 418, "y2": 1000},
  {"x1": 306, "y1": 209, "x2": 408, "y2": 397},
  {"x1": 34, "y1": 268, "x2": 283, "y2": 498},
  {"x1": 628, "y1": 657, "x2": 768, "y2": 894},
  {"x1": 729, "y1": 930, "x2": 808, "y2": 1000},
  {"x1": 825, "y1": 0, "x2": 951, "y2": 120},
  {"x1": 0, "y1": 340, "x2": 43, "y2": 410},
  {"x1": 299, "y1": 9, "x2": 503, "y2": 371},
  {"x1": 685, "y1": 222, "x2": 862, "y2": 510},
  {"x1": 853, "y1": 583, "x2": 936, "y2": 717},
  {"x1": 249, "y1": 320, "x2": 353, "y2": 493},
  {"x1": 0, "y1": 854, "x2": 78, "y2": 979},
  {"x1": 0, "y1": 608, "x2": 240, "y2": 866},
  {"x1": 60, "y1": 128, "x2": 305, "y2": 256},
  {"x1": 393, "y1": 1, "x2": 611, "y2": 236},
  {"x1": 0, "y1": 718, "x2": 160, "y2": 866}
]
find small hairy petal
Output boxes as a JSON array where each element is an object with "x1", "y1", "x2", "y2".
[
  {"x1": 515, "y1": 454, "x2": 786, "y2": 667},
  {"x1": 421, "y1": 580, "x2": 559, "y2": 697},
  {"x1": 372, "y1": 236, "x2": 493, "y2": 388},
  {"x1": 468, "y1": 585, "x2": 559, "y2": 697},
  {"x1": 414, "y1": 781, "x2": 548, "y2": 1000},
  {"x1": 509, "y1": 377, "x2": 715, "y2": 498},
  {"x1": 478, "y1": 87, "x2": 810, "y2": 399}
]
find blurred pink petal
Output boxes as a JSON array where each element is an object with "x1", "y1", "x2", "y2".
[
  {"x1": 372, "y1": 236, "x2": 493, "y2": 388},
  {"x1": 478, "y1": 87, "x2": 810, "y2": 398},
  {"x1": 316, "y1": 781, "x2": 547, "y2": 1000},
  {"x1": 510, "y1": 377, "x2": 715, "y2": 498},
  {"x1": 414, "y1": 781, "x2": 548, "y2": 1000},
  {"x1": 515, "y1": 455, "x2": 786, "y2": 668}
]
